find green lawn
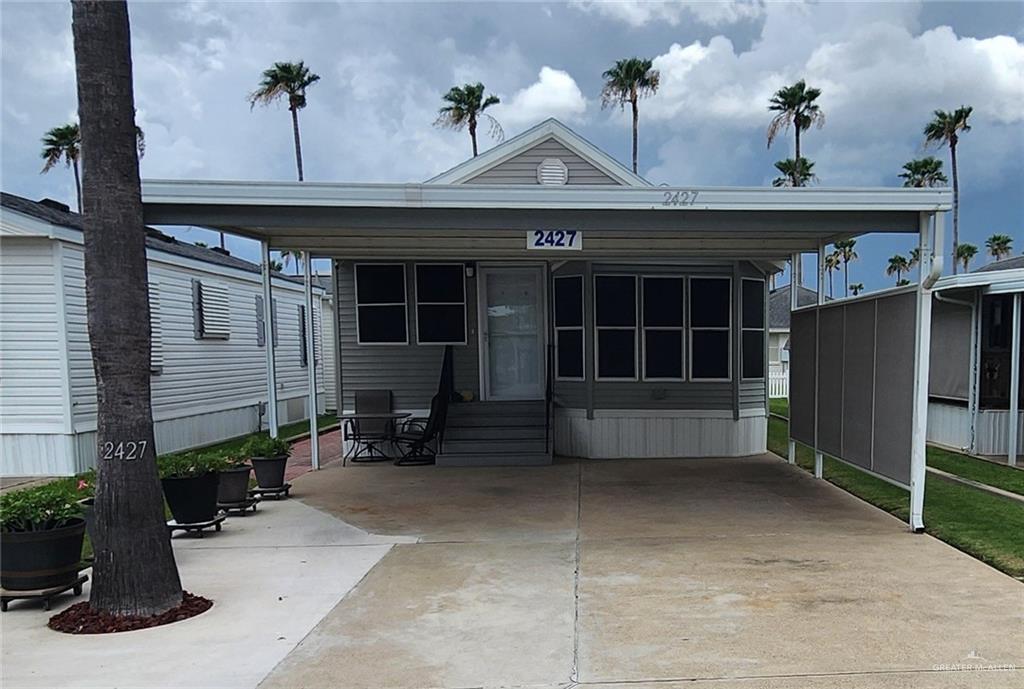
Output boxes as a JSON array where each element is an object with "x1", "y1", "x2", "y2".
[
  {"x1": 767, "y1": 415, "x2": 1024, "y2": 578},
  {"x1": 926, "y1": 446, "x2": 1024, "y2": 497},
  {"x1": 769, "y1": 397, "x2": 789, "y2": 418}
]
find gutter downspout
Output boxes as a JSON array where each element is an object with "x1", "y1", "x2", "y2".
[
  {"x1": 909, "y1": 211, "x2": 943, "y2": 532},
  {"x1": 1009, "y1": 294, "x2": 1020, "y2": 467}
]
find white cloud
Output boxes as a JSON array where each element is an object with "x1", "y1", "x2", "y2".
[
  {"x1": 641, "y1": 3, "x2": 1024, "y2": 186},
  {"x1": 494, "y1": 66, "x2": 588, "y2": 127},
  {"x1": 570, "y1": 0, "x2": 765, "y2": 28}
]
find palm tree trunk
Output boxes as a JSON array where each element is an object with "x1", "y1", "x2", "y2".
[
  {"x1": 290, "y1": 107, "x2": 304, "y2": 181},
  {"x1": 631, "y1": 96, "x2": 639, "y2": 174},
  {"x1": 72, "y1": 0, "x2": 183, "y2": 617},
  {"x1": 469, "y1": 118, "x2": 478, "y2": 157},
  {"x1": 950, "y1": 140, "x2": 959, "y2": 274},
  {"x1": 793, "y1": 126, "x2": 801, "y2": 186},
  {"x1": 72, "y1": 158, "x2": 83, "y2": 213}
]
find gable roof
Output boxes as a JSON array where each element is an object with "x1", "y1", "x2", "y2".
[
  {"x1": 973, "y1": 256, "x2": 1024, "y2": 273},
  {"x1": 769, "y1": 283, "x2": 821, "y2": 330},
  {"x1": 425, "y1": 118, "x2": 650, "y2": 187},
  {"x1": 0, "y1": 191, "x2": 309, "y2": 285}
]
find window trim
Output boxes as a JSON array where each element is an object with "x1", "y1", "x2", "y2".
[
  {"x1": 593, "y1": 273, "x2": 639, "y2": 382},
  {"x1": 299, "y1": 304, "x2": 308, "y2": 368},
  {"x1": 354, "y1": 262, "x2": 409, "y2": 346},
  {"x1": 554, "y1": 274, "x2": 585, "y2": 381},
  {"x1": 741, "y1": 277, "x2": 767, "y2": 381},
  {"x1": 688, "y1": 275, "x2": 732, "y2": 382},
  {"x1": 414, "y1": 263, "x2": 468, "y2": 346},
  {"x1": 641, "y1": 274, "x2": 686, "y2": 382}
]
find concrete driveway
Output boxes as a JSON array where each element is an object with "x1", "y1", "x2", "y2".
[{"x1": 262, "y1": 455, "x2": 1023, "y2": 689}]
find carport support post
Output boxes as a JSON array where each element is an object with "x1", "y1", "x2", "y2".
[
  {"x1": 814, "y1": 243, "x2": 825, "y2": 479},
  {"x1": 304, "y1": 252, "x2": 320, "y2": 470},
  {"x1": 1008, "y1": 293, "x2": 1021, "y2": 467},
  {"x1": 788, "y1": 253, "x2": 800, "y2": 465},
  {"x1": 909, "y1": 212, "x2": 941, "y2": 532},
  {"x1": 261, "y1": 240, "x2": 279, "y2": 437}
]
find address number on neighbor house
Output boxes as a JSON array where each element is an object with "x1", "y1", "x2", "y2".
[{"x1": 528, "y1": 230, "x2": 582, "y2": 250}]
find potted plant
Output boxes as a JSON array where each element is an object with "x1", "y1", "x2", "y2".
[
  {"x1": 157, "y1": 452, "x2": 225, "y2": 524},
  {"x1": 216, "y1": 452, "x2": 252, "y2": 505},
  {"x1": 0, "y1": 482, "x2": 86, "y2": 590},
  {"x1": 244, "y1": 436, "x2": 291, "y2": 489}
]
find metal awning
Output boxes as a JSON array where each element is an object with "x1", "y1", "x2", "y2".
[{"x1": 141, "y1": 180, "x2": 952, "y2": 260}]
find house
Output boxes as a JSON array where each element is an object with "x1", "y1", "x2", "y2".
[
  {"x1": 140, "y1": 116, "x2": 950, "y2": 501},
  {"x1": 928, "y1": 258, "x2": 1024, "y2": 464},
  {"x1": 768, "y1": 283, "x2": 820, "y2": 375},
  {"x1": 0, "y1": 192, "x2": 330, "y2": 476}
]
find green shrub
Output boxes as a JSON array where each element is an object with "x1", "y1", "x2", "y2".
[
  {"x1": 0, "y1": 482, "x2": 83, "y2": 532},
  {"x1": 242, "y1": 435, "x2": 291, "y2": 459},
  {"x1": 156, "y1": 451, "x2": 227, "y2": 479}
]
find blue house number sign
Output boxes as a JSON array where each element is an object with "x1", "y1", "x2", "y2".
[{"x1": 528, "y1": 229, "x2": 582, "y2": 251}]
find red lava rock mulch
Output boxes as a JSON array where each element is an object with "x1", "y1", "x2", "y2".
[{"x1": 47, "y1": 591, "x2": 213, "y2": 634}]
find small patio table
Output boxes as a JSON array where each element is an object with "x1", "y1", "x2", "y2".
[{"x1": 339, "y1": 411, "x2": 411, "y2": 463}]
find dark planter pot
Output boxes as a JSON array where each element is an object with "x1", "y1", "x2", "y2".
[
  {"x1": 1, "y1": 518, "x2": 86, "y2": 591},
  {"x1": 161, "y1": 472, "x2": 220, "y2": 524},
  {"x1": 250, "y1": 455, "x2": 288, "y2": 489},
  {"x1": 217, "y1": 465, "x2": 252, "y2": 504}
]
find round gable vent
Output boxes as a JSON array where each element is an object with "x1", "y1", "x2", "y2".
[{"x1": 537, "y1": 158, "x2": 569, "y2": 186}]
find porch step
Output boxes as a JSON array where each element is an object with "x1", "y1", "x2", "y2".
[
  {"x1": 436, "y1": 452, "x2": 552, "y2": 467},
  {"x1": 439, "y1": 400, "x2": 551, "y2": 467}
]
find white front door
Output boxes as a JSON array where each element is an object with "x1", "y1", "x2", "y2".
[{"x1": 479, "y1": 266, "x2": 546, "y2": 400}]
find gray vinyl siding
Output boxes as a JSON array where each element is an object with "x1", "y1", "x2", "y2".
[
  {"x1": 464, "y1": 138, "x2": 621, "y2": 186},
  {"x1": 336, "y1": 261, "x2": 478, "y2": 411},
  {"x1": 551, "y1": 261, "x2": 767, "y2": 413}
]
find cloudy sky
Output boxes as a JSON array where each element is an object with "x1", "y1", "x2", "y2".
[{"x1": 2, "y1": 0, "x2": 1022, "y2": 291}]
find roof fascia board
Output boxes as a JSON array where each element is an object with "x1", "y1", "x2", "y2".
[
  {"x1": 142, "y1": 180, "x2": 953, "y2": 213},
  {"x1": 425, "y1": 119, "x2": 649, "y2": 187},
  {"x1": 933, "y1": 268, "x2": 1024, "y2": 293},
  {"x1": 1, "y1": 208, "x2": 81, "y2": 242}
]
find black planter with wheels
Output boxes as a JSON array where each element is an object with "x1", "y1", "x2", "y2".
[
  {"x1": 250, "y1": 455, "x2": 288, "y2": 489},
  {"x1": 161, "y1": 472, "x2": 220, "y2": 524},
  {"x1": 1, "y1": 518, "x2": 86, "y2": 591},
  {"x1": 217, "y1": 465, "x2": 252, "y2": 504}
]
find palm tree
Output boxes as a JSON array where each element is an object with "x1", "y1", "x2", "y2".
[
  {"x1": 908, "y1": 247, "x2": 921, "y2": 271},
  {"x1": 886, "y1": 254, "x2": 911, "y2": 285},
  {"x1": 824, "y1": 250, "x2": 841, "y2": 298},
  {"x1": 986, "y1": 234, "x2": 1013, "y2": 261},
  {"x1": 71, "y1": 0, "x2": 183, "y2": 616},
  {"x1": 601, "y1": 58, "x2": 660, "y2": 174},
  {"x1": 434, "y1": 83, "x2": 502, "y2": 158},
  {"x1": 766, "y1": 79, "x2": 824, "y2": 186},
  {"x1": 899, "y1": 157, "x2": 947, "y2": 188},
  {"x1": 250, "y1": 61, "x2": 320, "y2": 181},
  {"x1": 280, "y1": 250, "x2": 304, "y2": 274},
  {"x1": 772, "y1": 157, "x2": 816, "y2": 187},
  {"x1": 924, "y1": 106, "x2": 972, "y2": 273},
  {"x1": 834, "y1": 239, "x2": 858, "y2": 297},
  {"x1": 955, "y1": 243, "x2": 978, "y2": 272},
  {"x1": 41, "y1": 123, "x2": 83, "y2": 212},
  {"x1": 849, "y1": 282, "x2": 865, "y2": 296}
]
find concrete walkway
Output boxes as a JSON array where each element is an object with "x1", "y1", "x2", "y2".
[
  {"x1": 262, "y1": 455, "x2": 1023, "y2": 689},
  {"x1": 1, "y1": 494, "x2": 413, "y2": 689}
]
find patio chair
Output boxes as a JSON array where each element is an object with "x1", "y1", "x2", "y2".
[
  {"x1": 393, "y1": 391, "x2": 448, "y2": 466},
  {"x1": 346, "y1": 389, "x2": 394, "y2": 462}
]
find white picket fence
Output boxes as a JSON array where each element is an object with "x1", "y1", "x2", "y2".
[{"x1": 769, "y1": 371, "x2": 789, "y2": 399}]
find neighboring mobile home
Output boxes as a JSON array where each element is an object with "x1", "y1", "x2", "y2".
[
  {"x1": 928, "y1": 258, "x2": 1024, "y2": 464},
  {"x1": 140, "y1": 118, "x2": 951, "y2": 493},
  {"x1": 0, "y1": 192, "x2": 329, "y2": 476}
]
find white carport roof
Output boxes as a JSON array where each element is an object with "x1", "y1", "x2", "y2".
[{"x1": 141, "y1": 180, "x2": 951, "y2": 261}]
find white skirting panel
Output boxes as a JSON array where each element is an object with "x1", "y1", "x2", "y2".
[
  {"x1": 976, "y1": 409, "x2": 1024, "y2": 456},
  {"x1": 1, "y1": 434, "x2": 78, "y2": 476},
  {"x1": 554, "y1": 409, "x2": 767, "y2": 459},
  {"x1": 927, "y1": 401, "x2": 970, "y2": 452}
]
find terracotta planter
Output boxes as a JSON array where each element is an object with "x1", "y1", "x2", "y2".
[
  {"x1": 1, "y1": 518, "x2": 86, "y2": 591},
  {"x1": 250, "y1": 455, "x2": 288, "y2": 489},
  {"x1": 161, "y1": 472, "x2": 220, "y2": 524},
  {"x1": 217, "y1": 465, "x2": 252, "y2": 504}
]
